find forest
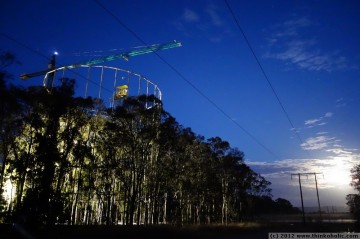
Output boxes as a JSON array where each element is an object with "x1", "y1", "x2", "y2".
[{"x1": 0, "y1": 51, "x2": 299, "y2": 226}]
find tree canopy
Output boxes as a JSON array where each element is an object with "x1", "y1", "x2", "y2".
[
  {"x1": 0, "y1": 52, "x2": 299, "y2": 226},
  {"x1": 347, "y1": 164, "x2": 360, "y2": 224}
]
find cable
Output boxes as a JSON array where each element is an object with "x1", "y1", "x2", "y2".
[
  {"x1": 1, "y1": 33, "x2": 51, "y2": 62},
  {"x1": 93, "y1": 0, "x2": 280, "y2": 159},
  {"x1": 1, "y1": 33, "x2": 113, "y2": 95},
  {"x1": 224, "y1": 0, "x2": 306, "y2": 147}
]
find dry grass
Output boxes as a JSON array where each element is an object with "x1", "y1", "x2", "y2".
[{"x1": 1, "y1": 221, "x2": 358, "y2": 239}]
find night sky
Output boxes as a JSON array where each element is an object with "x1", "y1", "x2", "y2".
[{"x1": 1, "y1": 0, "x2": 360, "y2": 208}]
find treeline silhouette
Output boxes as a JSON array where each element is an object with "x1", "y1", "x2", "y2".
[{"x1": 0, "y1": 51, "x2": 299, "y2": 226}]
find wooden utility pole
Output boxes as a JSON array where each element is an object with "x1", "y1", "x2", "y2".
[
  {"x1": 291, "y1": 173, "x2": 306, "y2": 225},
  {"x1": 314, "y1": 173, "x2": 322, "y2": 220},
  {"x1": 291, "y1": 172, "x2": 323, "y2": 224}
]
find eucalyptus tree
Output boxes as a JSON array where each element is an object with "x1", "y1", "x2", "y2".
[
  {"x1": 238, "y1": 165, "x2": 272, "y2": 219},
  {"x1": 134, "y1": 109, "x2": 177, "y2": 225},
  {"x1": 151, "y1": 112, "x2": 211, "y2": 225},
  {"x1": 53, "y1": 89, "x2": 94, "y2": 225},
  {"x1": 6, "y1": 86, "x2": 37, "y2": 215},
  {"x1": 346, "y1": 164, "x2": 360, "y2": 223},
  {"x1": 188, "y1": 136, "x2": 219, "y2": 224},
  {"x1": 67, "y1": 111, "x2": 106, "y2": 225},
  {"x1": 218, "y1": 147, "x2": 247, "y2": 222},
  {"x1": 174, "y1": 134, "x2": 208, "y2": 224},
  {"x1": 0, "y1": 54, "x2": 277, "y2": 225},
  {"x1": 0, "y1": 51, "x2": 23, "y2": 221},
  {"x1": 207, "y1": 137, "x2": 231, "y2": 224},
  {"x1": 7, "y1": 78, "x2": 95, "y2": 225},
  {"x1": 98, "y1": 95, "x2": 164, "y2": 225},
  {"x1": 168, "y1": 126, "x2": 200, "y2": 224},
  {"x1": 0, "y1": 51, "x2": 17, "y2": 189},
  {"x1": 153, "y1": 111, "x2": 186, "y2": 224}
]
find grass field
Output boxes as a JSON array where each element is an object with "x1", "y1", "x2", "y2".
[{"x1": 1, "y1": 221, "x2": 359, "y2": 239}]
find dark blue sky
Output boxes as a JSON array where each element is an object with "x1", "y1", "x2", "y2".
[{"x1": 2, "y1": 0, "x2": 360, "y2": 207}]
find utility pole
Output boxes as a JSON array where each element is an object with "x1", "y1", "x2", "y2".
[
  {"x1": 45, "y1": 52, "x2": 57, "y2": 88},
  {"x1": 291, "y1": 173, "x2": 306, "y2": 225},
  {"x1": 291, "y1": 172, "x2": 323, "y2": 225},
  {"x1": 314, "y1": 173, "x2": 322, "y2": 220}
]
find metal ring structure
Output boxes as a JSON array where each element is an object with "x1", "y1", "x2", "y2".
[{"x1": 43, "y1": 65, "x2": 162, "y2": 109}]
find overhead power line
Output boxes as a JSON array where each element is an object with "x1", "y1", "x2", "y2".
[
  {"x1": 291, "y1": 172, "x2": 324, "y2": 224},
  {"x1": 1, "y1": 33, "x2": 113, "y2": 94},
  {"x1": 1, "y1": 33, "x2": 51, "y2": 62},
  {"x1": 93, "y1": 0, "x2": 280, "y2": 159},
  {"x1": 224, "y1": 0, "x2": 306, "y2": 148}
]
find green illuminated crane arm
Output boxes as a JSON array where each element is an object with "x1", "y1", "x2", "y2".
[
  {"x1": 20, "y1": 40, "x2": 182, "y2": 80},
  {"x1": 68, "y1": 40, "x2": 182, "y2": 68}
]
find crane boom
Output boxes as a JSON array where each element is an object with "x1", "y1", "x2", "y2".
[
  {"x1": 20, "y1": 40, "x2": 182, "y2": 80},
  {"x1": 20, "y1": 54, "x2": 56, "y2": 80},
  {"x1": 67, "y1": 40, "x2": 182, "y2": 68},
  {"x1": 20, "y1": 69, "x2": 50, "y2": 80}
]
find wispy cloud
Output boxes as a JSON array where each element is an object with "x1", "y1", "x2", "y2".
[
  {"x1": 264, "y1": 16, "x2": 348, "y2": 72},
  {"x1": 304, "y1": 118, "x2": 322, "y2": 126},
  {"x1": 301, "y1": 135, "x2": 336, "y2": 150},
  {"x1": 304, "y1": 112, "x2": 333, "y2": 128},
  {"x1": 248, "y1": 154, "x2": 359, "y2": 189},
  {"x1": 249, "y1": 107, "x2": 359, "y2": 205},
  {"x1": 326, "y1": 147, "x2": 356, "y2": 156},
  {"x1": 301, "y1": 111, "x2": 351, "y2": 154},
  {"x1": 257, "y1": 108, "x2": 358, "y2": 206},
  {"x1": 205, "y1": 4, "x2": 223, "y2": 27},
  {"x1": 324, "y1": 112, "x2": 333, "y2": 117},
  {"x1": 182, "y1": 8, "x2": 199, "y2": 23},
  {"x1": 247, "y1": 154, "x2": 358, "y2": 206},
  {"x1": 301, "y1": 111, "x2": 358, "y2": 164},
  {"x1": 175, "y1": 4, "x2": 229, "y2": 43},
  {"x1": 335, "y1": 98, "x2": 347, "y2": 108}
]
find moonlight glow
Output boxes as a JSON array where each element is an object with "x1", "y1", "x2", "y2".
[{"x1": 323, "y1": 157, "x2": 353, "y2": 187}]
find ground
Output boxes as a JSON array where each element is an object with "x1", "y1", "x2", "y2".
[{"x1": 1, "y1": 222, "x2": 359, "y2": 239}]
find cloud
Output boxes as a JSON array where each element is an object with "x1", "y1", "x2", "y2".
[
  {"x1": 305, "y1": 118, "x2": 321, "y2": 126},
  {"x1": 326, "y1": 147, "x2": 357, "y2": 157},
  {"x1": 248, "y1": 155, "x2": 359, "y2": 189},
  {"x1": 335, "y1": 98, "x2": 347, "y2": 108},
  {"x1": 301, "y1": 135, "x2": 336, "y2": 150},
  {"x1": 324, "y1": 112, "x2": 333, "y2": 117},
  {"x1": 247, "y1": 153, "x2": 359, "y2": 206},
  {"x1": 304, "y1": 112, "x2": 333, "y2": 128},
  {"x1": 283, "y1": 17, "x2": 312, "y2": 29},
  {"x1": 255, "y1": 108, "x2": 358, "y2": 206},
  {"x1": 176, "y1": 4, "x2": 229, "y2": 43},
  {"x1": 264, "y1": 17, "x2": 348, "y2": 72},
  {"x1": 266, "y1": 17, "x2": 312, "y2": 41},
  {"x1": 205, "y1": 4, "x2": 223, "y2": 27},
  {"x1": 300, "y1": 111, "x2": 358, "y2": 172},
  {"x1": 182, "y1": 8, "x2": 199, "y2": 23}
]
